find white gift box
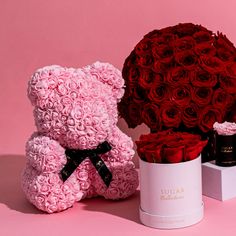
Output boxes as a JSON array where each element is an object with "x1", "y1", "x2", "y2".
[
  {"x1": 139, "y1": 155, "x2": 203, "y2": 229},
  {"x1": 202, "y1": 161, "x2": 236, "y2": 201}
]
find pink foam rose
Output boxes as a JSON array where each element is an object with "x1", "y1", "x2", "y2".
[
  {"x1": 58, "y1": 202, "x2": 67, "y2": 211},
  {"x1": 38, "y1": 183, "x2": 51, "y2": 195},
  {"x1": 46, "y1": 194, "x2": 58, "y2": 205},
  {"x1": 62, "y1": 184, "x2": 72, "y2": 194},
  {"x1": 77, "y1": 171, "x2": 89, "y2": 181},
  {"x1": 65, "y1": 78, "x2": 77, "y2": 90},
  {"x1": 46, "y1": 204, "x2": 58, "y2": 213},
  {"x1": 60, "y1": 96, "x2": 73, "y2": 106},
  {"x1": 80, "y1": 180, "x2": 91, "y2": 190},
  {"x1": 213, "y1": 121, "x2": 236, "y2": 135},
  {"x1": 69, "y1": 90, "x2": 78, "y2": 99},
  {"x1": 71, "y1": 106, "x2": 83, "y2": 120},
  {"x1": 105, "y1": 181, "x2": 121, "y2": 199},
  {"x1": 36, "y1": 195, "x2": 46, "y2": 206},
  {"x1": 48, "y1": 174, "x2": 60, "y2": 184},
  {"x1": 36, "y1": 175, "x2": 49, "y2": 184}
]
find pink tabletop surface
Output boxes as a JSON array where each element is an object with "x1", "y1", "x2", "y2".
[{"x1": 1, "y1": 154, "x2": 236, "y2": 236}]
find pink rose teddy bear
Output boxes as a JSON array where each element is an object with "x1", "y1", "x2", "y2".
[{"x1": 21, "y1": 62, "x2": 139, "y2": 213}]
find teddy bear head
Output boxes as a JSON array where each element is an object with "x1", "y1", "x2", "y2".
[{"x1": 28, "y1": 62, "x2": 124, "y2": 150}]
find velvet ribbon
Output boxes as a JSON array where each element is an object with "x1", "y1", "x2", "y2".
[{"x1": 60, "y1": 141, "x2": 112, "y2": 187}]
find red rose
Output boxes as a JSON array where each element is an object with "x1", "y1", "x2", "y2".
[
  {"x1": 192, "y1": 87, "x2": 213, "y2": 106},
  {"x1": 126, "y1": 66, "x2": 140, "y2": 88},
  {"x1": 180, "y1": 132, "x2": 202, "y2": 141},
  {"x1": 173, "y1": 36, "x2": 195, "y2": 52},
  {"x1": 155, "y1": 130, "x2": 178, "y2": 144},
  {"x1": 171, "y1": 85, "x2": 191, "y2": 107},
  {"x1": 151, "y1": 32, "x2": 176, "y2": 45},
  {"x1": 138, "y1": 69, "x2": 154, "y2": 89},
  {"x1": 174, "y1": 23, "x2": 200, "y2": 37},
  {"x1": 161, "y1": 33, "x2": 177, "y2": 42},
  {"x1": 159, "y1": 26, "x2": 173, "y2": 34},
  {"x1": 214, "y1": 33, "x2": 236, "y2": 53},
  {"x1": 160, "y1": 102, "x2": 182, "y2": 128},
  {"x1": 152, "y1": 44, "x2": 174, "y2": 64},
  {"x1": 185, "y1": 138, "x2": 208, "y2": 161},
  {"x1": 138, "y1": 143, "x2": 162, "y2": 163},
  {"x1": 162, "y1": 145, "x2": 185, "y2": 163},
  {"x1": 212, "y1": 88, "x2": 233, "y2": 111},
  {"x1": 123, "y1": 51, "x2": 136, "y2": 68},
  {"x1": 148, "y1": 83, "x2": 170, "y2": 104},
  {"x1": 175, "y1": 50, "x2": 197, "y2": 69},
  {"x1": 227, "y1": 102, "x2": 236, "y2": 122},
  {"x1": 193, "y1": 31, "x2": 213, "y2": 44},
  {"x1": 150, "y1": 36, "x2": 166, "y2": 45},
  {"x1": 217, "y1": 48, "x2": 234, "y2": 62},
  {"x1": 118, "y1": 100, "x2": 142, "y2": 128},
  {"x1": 139, "y1": 129, "x2": 172, "y2": 142},
  {"x1": 226, "y1": 62, "x2": 236, "y2": 77},
  {"x1": 127, "y1": 102, "x2": 143, "y2": 128},
  {"x1": 152, "y1": 60, "x2": 162, "y2": 73},
  {"x1": 136, "y1": 54, "x2": 154, "y2": 68},
  {"x1": 194, "y1": 42, "x2": 216, "y2": 56},
  {"x1": 141, "y1": 103, "x2": 160, "y2": 130},
  {"x1": 200, "y1": 55, "x2": 225, "y2": 73},
  {"x1": 164, "y1": 132, "x2": 207, "y2": 162},
  {"x1": 191, "y1": 68, "x2": 217, "y2": 87},
  {"x1": 182, "y1": 103, "x2": 199, "y2": 128},
  {"x1": 219, "y1": 74, "x2": 236, "y2": 94},
  {"x1": 135, "y1": 38, "x2": 152, "y2": 55},
  {"x1": 144, "y1": 30, "x2": 161, "y2": 39},
  {"x1": 153, "y1": 61, "x2": 171, "y2": 74},
  {"x1": 139, "y1": 70, "x2": 163, "y2": 89},
  {"x1": 166, "y1": 67, "x2": 190, "y2": 84},
  {"x1": 133, "y1": 86, "x2": 147, "y2": 104},
  {"x1": 198, "y1": 106, "x2": 223, "y2": 132}
]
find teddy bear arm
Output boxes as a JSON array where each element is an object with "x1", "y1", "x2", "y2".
[
  {"x1": 107, "y1": 127, "x2": 135, "y2": 163},
  {"x1": 26, "y1": 133, "x2": 67, "y2": 173}
]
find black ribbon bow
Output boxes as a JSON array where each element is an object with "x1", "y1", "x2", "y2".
[{"x1": 60, "y1": 141, "x2": 112, "y2": 187}]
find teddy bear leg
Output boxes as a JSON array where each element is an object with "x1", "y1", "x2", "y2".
[
  {"x1": 74, "y1": 161, "x2": 98, "y2": 199},
  {"x1": 22, "y1": 133, "x2": 84, "y2": 213},
  {"x1": 22, "y1": 165, "x2": 83, "y2": 213},
  {"x1": 94, "y1": 161, "x2": 139, "y2": 200}
]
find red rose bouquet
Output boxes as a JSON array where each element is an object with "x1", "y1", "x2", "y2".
[
  {"x1": 118, "y1": 23, "x2": 236, "y2": 162},
  {"x1": 136, "y1": 130, "x2": 207, "y2": 164}
]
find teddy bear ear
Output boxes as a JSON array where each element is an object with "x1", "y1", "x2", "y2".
[
  {"x1": 27, "y1": 65, "x2": 62, "y2": 106},
  {"x1": 88, "y1": 61, "x2": 125, "y2": 100}
]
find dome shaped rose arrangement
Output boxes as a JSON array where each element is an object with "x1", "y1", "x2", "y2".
[{"x1": 119, "y1": 23, "x2": 236, "y2": 163}]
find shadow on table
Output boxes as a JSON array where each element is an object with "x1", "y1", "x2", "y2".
[
  {"x1": 0, "y1": 154, "x2": 141, "y2": 223},
  {"x1": 0, "y1": 154, "x2": 42, "y2": 214},
  {"x1": 81, "y1": 190, "x2": 141, "y2": 224}
]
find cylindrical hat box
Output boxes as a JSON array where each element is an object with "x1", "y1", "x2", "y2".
[{"x1": 139, "y1": 155, "x2": 203, "y2": 229}]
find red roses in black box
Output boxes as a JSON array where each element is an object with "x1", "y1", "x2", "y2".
[{"x1": 118, "y1": 23, "x2": 236, "y2": 162}]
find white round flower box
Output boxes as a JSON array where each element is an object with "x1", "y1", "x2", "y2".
[{"x1": 139, "y1": 155, "x2": 203, "y2": 229}]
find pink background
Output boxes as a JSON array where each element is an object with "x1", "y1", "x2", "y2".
[{"x1": 1, "y1": 0, "x2": 236, "y2": 162}]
